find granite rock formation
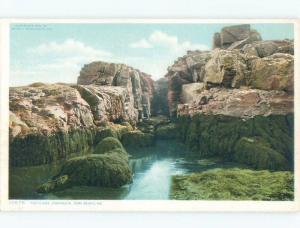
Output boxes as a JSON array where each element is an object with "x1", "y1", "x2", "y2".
[
  {"x1": 165, "y1": 24, "x2": 294, "y2": 118},
  {"x1": 78, "y1": 61, "x2": 154, "y2": 121},
  {"x1": 164, "y1": 24, "x2": 294, "y2": 171},
  {"x1": 9, "y1": 62, "x2": 155, "y2": 167}
]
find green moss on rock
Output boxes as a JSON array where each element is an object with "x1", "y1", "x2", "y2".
[
  {"x1": 155, "y1": 123, "x2": 178, "y2": 139},
  {"x1": 94, "y1": 127, "x2": 118, "y2": 145},
  {"x1": 121, "y1": 130, "x2": 154, "y2": 148},
  {"x1": 176, "y1": 113, "x2": 293, "y2": 171},
  {"x1": 234, "y1": 137, "x2": 289, "y2": 170},
  {"x1": 171, "y1": 168, "x2": 294, "y2": 200},
  {"x1": 37, "y1": 152, "x2": 132, "y2": 193},
  {"x1": 10, "y1": 129, "x2": 96, "y2": 167},
  {"x1": 94, "y1": 137, "x2": 125, "y2": 155}
]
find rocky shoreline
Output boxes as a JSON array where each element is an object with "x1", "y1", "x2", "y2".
[{"x1": 9, "y1": 24, "x2": 294, "y2": 195}]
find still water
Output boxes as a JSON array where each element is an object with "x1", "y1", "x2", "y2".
[{"x1": 9, "y1": 140, "x2": 237, "y2": 200}]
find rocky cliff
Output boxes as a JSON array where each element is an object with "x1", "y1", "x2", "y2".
[
  {"x1": 165, "y1": 24, "x2": 294, "y2": 118},
  {"x1": 165, "y1": 24, "x2": 294, "y2": 171},
  {"x1": 9, "y1": 62, "x2": 154, "y2": 166},
  {"x1": 9, "y1": 24, "x2": 294, "y2": 172}
]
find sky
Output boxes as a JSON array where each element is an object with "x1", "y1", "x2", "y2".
[{"x1": 10, "y1": 23, "x2": 294, "y2": 86}]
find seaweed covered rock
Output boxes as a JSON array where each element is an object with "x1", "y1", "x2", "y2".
[
  {"x1": 176, "y1": 113, "x2": 293, "y2": 170},
  {"x1": 10, "y1": 128, "x2": 96, "y2": 167},
  {"x1": 121, "y1": 130, "x2": 154, "y2": 148},
  {"x1": 94, "y1": 137, "x2": 125, "y2": 154},
  {"x1": 37, "y1": 153, "x2": 132, "y2": 193},
  {"x1": 171, "y1": 168, "x2": 294, "y2": 200},
  {"x1": 37, "y1": 137, "x2": 132, "y2": 193},
  {"x1": 155, "y1": 123, "x2": 178, "y2": 140},
  {"x1": 234, "y1": 137, "x2": 289, "y2": 170},
  {"x1": 93, "y1": 123, "x2": 132, "y2": 145}
]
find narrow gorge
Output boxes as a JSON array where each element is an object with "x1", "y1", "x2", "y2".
[{"x1": 9, "y1": 24, "x2": 294, "y2": 200}]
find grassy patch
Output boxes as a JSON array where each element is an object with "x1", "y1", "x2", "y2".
[{"x1": 170, "y1": 168, "x2": 293, "y2": 201}]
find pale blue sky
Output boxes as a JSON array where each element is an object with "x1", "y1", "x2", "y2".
[{"x1": 10, "y1": 23, "x2": 294, "y2": 86}]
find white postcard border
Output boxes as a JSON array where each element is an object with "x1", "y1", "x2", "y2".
[{"x1": 0, "y1": 18, "x2": 299, "y2": 212}]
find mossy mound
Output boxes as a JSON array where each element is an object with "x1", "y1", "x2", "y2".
[
  {"x1": 94, "y1": 137, "x2": 125, "y2": 155},
  {"x1": 234, "y1": 137, "x2": 289, "y2": 170},
  {"x1": 176, "y1": 113, "x2": 293, "y2": 171},
  {"x1": 171, "y1": 168, "x2": 294, "y2": 200},
  {"x1": 37, "y1": 151, "x2": 132, "y2": 193},
  {"x1": 37, "y1": 137, "x2": 132, "y2": 193},
  {"x1": 94, "y1": 124, "x2": 133, "y2": 146},
  {"x1": 121, "y1": 130, "x2": 154, "y2": 148},
  {"x1": 94, "y1": 127, "x2": 118, "y2": 145},
  {"x1": 155, "y1": 123, "x2": 178, "y2": 139}
]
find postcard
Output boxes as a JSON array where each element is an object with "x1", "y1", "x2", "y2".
[{"x1": 0, "y1": 19, "x2": 299, "y2": 211}]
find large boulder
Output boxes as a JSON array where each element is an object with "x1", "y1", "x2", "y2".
[
  {"x1": 213, "y1": 24, "x2": 262, "y2": 49},
  {"x1": 203, "y1": 49, "x2": 247, "y2": 88},
  {"x1": 242, "y1": 40, "x2": 294, "y2": 57},
  {"x1": 249, "y1": 53, "x2": 294, "y2": 92}
]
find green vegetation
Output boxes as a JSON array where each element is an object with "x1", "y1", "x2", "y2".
[
  {"x1": 234, "y1": 137, "x2": 289, "y2": 170},
  {"x1": 94, "y1": 127, "x2": 118, "y2": 145},
  {"x1": 171, "y1": 168, "x2": 294, "y2": 200},
  {"x1": 37, "y1": 137, "x2": 132, "y2": 193},
  {"x1": 176, "y1": 113, "x2": 293, "y2": 171},
  {"x1": 155, "y1": 123, "x2": 178, "y2": 139},
  {"x1": 37, "y1": 153, "x2": 132, "y2": 193},
  {"x1": 10, "y1": 129, "x2": 96, "y2": 167},
  {"x1": 121, "y1": 130, "x2": 154, "y2": 148},
  {"x1": 94, "y1": 137, "x2": 125, "y2": 154}
]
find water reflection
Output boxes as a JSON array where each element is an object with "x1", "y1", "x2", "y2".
[{"x1": 9, "y1": 140, "x2": 240, "y2": 200}]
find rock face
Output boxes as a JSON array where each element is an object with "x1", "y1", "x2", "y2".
[
  {"x1": 78, "y1": 61, "x2": 154, "y2": 121},
  {"x1": 164, "y1": 24, "x2": 294, "y2": 171},
  {"x1": 9, "y1": 83, "x2": 95, "y2": 139},
  {"x1": 165, "y1": 24, "x2": 294, "y2": 118},
  {"x1": 9, "y1": 61, "x2": 155, "y2": 167},
  {"x1": 178, "y1": 86, "x2": 293, "y2": 119},
  {"x1": 165, "y1": 51, "x2": 211, "y2": 117}
]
